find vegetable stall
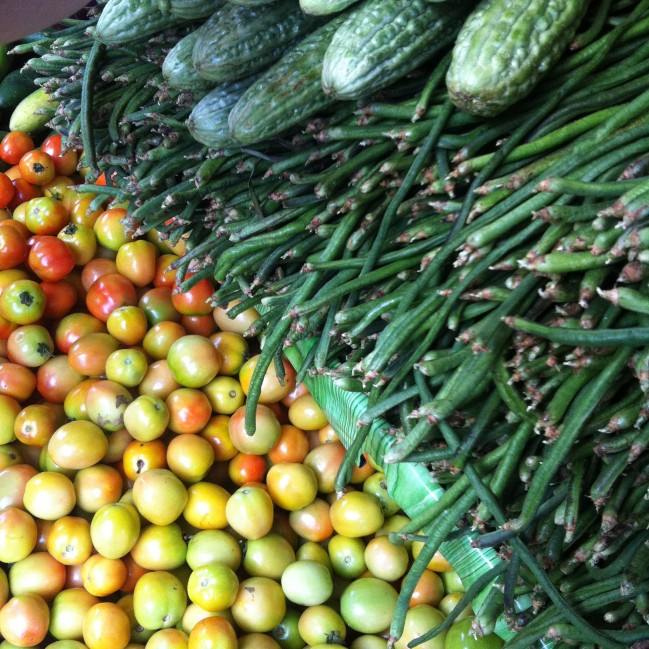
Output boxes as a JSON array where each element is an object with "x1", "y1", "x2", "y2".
[{"x1": 1, "y1": 0, "x2": 649, "y2": 648}]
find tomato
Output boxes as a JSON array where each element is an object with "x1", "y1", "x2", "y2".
[
  {"x1": 142, "y1": 321, "x2": 186, "y2": 360},
  {"x1": 105, "y1": 348, "x2": 148, "y2": 388},
  {"x1": 166, "y1": 334, "x2": 220, "y2": 388},
  {"x1": 330, "y1": 491, "x2": 384, "y2": 538},
  {"x1": 14, "y1": 403, "x2": 58, "y2": 447},
  {"x1": 0, "y1": 361, "x2": 37, "y2": 401},
  {"x1": 0, "y1": 507, "x2": 37, "y2": 563},
  {"x1": 288, "y1": 497, "x2": 333, "y2": 543},
  {"x1": 40, "y1": 279, "x2": 79, "y2": 320},
  {"x1": 228, "y1": 404, "x2": 281, "y2": 455},
  {"x1": 54, "y1": 311, "x2": 106, "y2": 353},
  {"x1": 26, "y1": 235, "x2": 74, "y2": 282},
  {"x1": 207, "y1": 333, "x2": 246, "y2": 375},
  {"x1": 225, "y1": 485, "x2": 274, "y2": 540},
  {"x1": 0, "y1": 132, "x2": 35, "y2": 165},
  {"x1": 0, "y1": 443, "x2": 23, "y2": 469},
  {"x1": 304, "y1": 442, "x2": 346, "y2": 494},
  {"x1": 187, "y1": 562, "x2": 239, "y2": 612},
  {"x1": 43, "y1": 174, "x2": 73, "y2": 201},
  {"x1": 138, "y1": 360, "x2": 181, "y2": 400},
  {"x1": 0, "y1": 278, "x2": 46, "y2": 324},
  {"x1": 139, "y1": 286, "x2": 181, "y2": 325},
  {"x1": 188, "y1": 616, "x2": 237, "y2": 649},
  {"x1": 36, "y1": 354, "x2": 85, "y2": 403},
  {"x1": 266, "y1": 462, "x2": 318, "y2": 512},
  {"x1": 67, "y1": 332, "x2": 120, "y2": 376},
  {"x1": 94, "y1": 208, "x2": 135, "y2": 251},
  {"x1": 86, "y1": 272, "x2": 138, "y2": 322},
  {"x1": 228, "y1": 452, "x2": 267, "y2": 486},
  {"x1": 74, "y1": 463, "x2": 123, "y2": 513},
  {"x1": 90, "y1": 502, "x2": 141, "y2": 559},
  {"x1": 23, "y1": 470, "x2": 76, "y2": 520},
  {"x1": 340, "y1": 578, "x2": 398, "y2": 634},
  {"x1": 0, "y1": 593, "x2": 50, "y2": 647},
  {"x1": 9, "y1": 550, "x2": 65, "y2": 601},
  {"x1": 212, "y1": 299, "x2": 260, "y2": 335},
  {"x1": 147, "y1": 628, "x2": 189, "y2": 649},
  {"x1": 18, "y1": 149, "x2": 56, "y2": 185},
  {"x1": 133, "y1": 468, "x2": 188, "y2": 526},
  {"x1": 239, "y1": 354, "x2": 296, "y2": 404},
  {"x1": 242, "y1": 533, "x2": 295, "y2": 580},
  {"x1": 202, "y1": 375, "x2": 245, "y2": 415},
  {"x1": 171, "y1": 276, "x2": 214, "y2": 316},
  {"x1": 41, "y1": 134, "x2": 79, "y2": 176},
  {"x1": 82, "y1": 602, "x2": 131, "y2": 649},
  {"x1": 288, "y1": 394, "x2": 328, "y2": 431},
  {"x1": 181, "y1": 313, "x2": 216, "y2": 337},
  {"x1": 281, "y1": 560, "x2": 333, "y2": 607},
  {"x1": 268, "y1": 424, "x2": 310, "y2": 465},
  {"x1": 70, "y1": 193, "x2": 104, "y2": 228},
  {"x1": 406, "y1": 569, "x2": 445, "y2": 609},
  {"x1": 0, "y1": 393, "x2": 21, "y2": 443},
  {"x1": 0, "y1": 223, "x2": 27, "y2": 269},
  {"x1": 239, "y1": 633, "x2": 282, "y2": 649},
  {"x1": 0, "y1": 463, "x2": 38, "y2": 510},
  {"x1": 81, "y1": 257, "x2": 118, "y2": 292},
  {"x1": 106, "y1": 305, "x2": 149, "y2": 346},
  {"x1": 411, "y1": 545, "x2": 454, "y2": 573},
  {"x1": 327, "y1": 534, "x2": 366, "y2": 579},
  {"x1": 46, "y1": 515, "x2": 92, "y2": 566},
  {"x1": 438, "y1": 593, "x2": 473, "y2": 621},
  {"x1": 81, "y1": 554, "x2": 128, "y2": 597},
  {"x1": 48, "y1": 419, "x2": 109, "y2": 469},
  {"x1": 58, "y1": 222, "x2": 98, "y2": 266},
  {"x1": 8, "y1": 177, "x2": 42, "y2": 212},
  {"x1": 7, "y1": 324, "x2": 54, "y2": 367},
  {"x1": 24, "y1": 196, "x2": 69, "y2": 234},
  {"x1": 298, "y1": 605, "x2": 346, "y2": 647},
  {"x1": 166, "y1": 387, "x2": 212, "y2": 435},
  {"x1": 364, "y1": 535, "x2": 409, "y2": 582},
  {"x1": 123, "y1": 395, "x2": 169, "y2": 442},
  {"x1": 166, "y1": 433, "x2": 214, "y2": 483},
  {"x1": 393, "y1": 605, "x2": 448, "y2": 649},
  {"x1": 133, "y1": 570, "x2": 187, "y2": 631},
  {"x1": 200, "y1": 415, "x2": 237, "y2": 462},
  {"x1": 363, "y1": 472, "x2": 400, "y2": 517},
  {"x1": 182, "y1": 481, "x2": 229, "y2": 530},
  {"x1": 49, "y1": 587, "x2": 99, "y2": 641},
  {"x1": 64, "y1": 377, "x2": 100, "y2": 420},
  {"x1": 116, "y1": 239, "x2": 158, "y2": 288},
  {"x1": 186, "y1": 529, "x2": 241, "y2": 572}
]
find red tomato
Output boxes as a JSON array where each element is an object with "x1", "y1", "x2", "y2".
[
  {"x1": 0, "y1": 173, "x2": 15, "y2": 209},
  {"x1": 54, "y1": 312, "x2": 106, "y2": 353},
  {"x1": 80, "y1": 257, "x2": 118, "y2": 292},
  {"x1": 40, "y1": 279, "x2": 78, "y2": 320},
  {"x1": 18, "y1": 150, "x2": 56, "y2": 186},
  {"x1": 41, "y1": 134, "x2": 79, "y2": 176},
  {"x1": 8, "y1": 178, "x2": 41, "y2": 211},
  {"x1": 0, "y1": 225, "x2": 28, "y2": 270},
  {"x1": 28, "y1": 235, "x2": 75, "y2": 281},
  {"x1": 171, "y1": 276, "x2": 214, "y2": 316},
  {"x1": 85, "y1": 273, "x2": 138, "y2": 322},
  {"x1": 0, "y1": 131, "x2": 34, "y2": 165}
]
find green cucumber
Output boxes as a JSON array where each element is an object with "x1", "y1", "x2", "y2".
[
  {"x1": 0, "y1": 71, "x2": 37, "y2": 113},
  {"x1": 192, "y1": 1, "x2": 319, "y2": 83},
  {"x1": 95, "y1": 0, "x2": 189, "y2": 45},
  {"x1": 228, "y1": 14, "x2": 347, "y2": 146},
  {"x1": 299, "y1": 0, "x2": 360, "y2": 15},
  {"x1": 9, "y1": 87, "x2": 59, "y2": 134},
  {"x1": 446, "y1": 0, "x2": 591, "y2": 116},
  {"x1": 321, "y1": 0, "x2": 473, "y2": 100},
  {"x1": 226, "y1": 0, "x2": 278, "y2": 5},
  {"x1": 169, "y1": 0, "x2": 225, "y2": 19},
  {"x1": 0, "y1": 45, "x2": 12, "y2": 82},
  {"x1": 162, "y1": 30, "x2": 215, "y2": 93},
  {"x1": 187, "y1": 77, "x2": 258, "y2": 148}
]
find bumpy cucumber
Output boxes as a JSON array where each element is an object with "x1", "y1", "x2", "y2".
[
  {"x1": 226, "y1": 0, "x2": 278, "y2": 5},
  {"x1": 187, "y1": 77, "x2": 258, "y2": 148},
  {"x1": 95, "y1": 0, "x2": 188, "y2": 45},
  {"x1": 169, "y1": 0, "x2": 225, "y2": 18},
  {"x1": 299, "y1": 0, "x2": 360, "y2": 15},
  {"x1": 162, "y1": 30, "x2": 214, "y2": 93},
  {"x1": 192, "y1": 1, "x2": 318, "y2": 83},
  {"x1": 446, "y1": 0, "x2": 591, "y2": 116},
  {"x1": 228, "y1": 14, "x2": 348, "y2": 146},
  {"x1": 321, "y1": 0, "x2": 473, "y2": 100}
]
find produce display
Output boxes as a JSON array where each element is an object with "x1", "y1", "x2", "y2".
[{"x1": 1, "y1": 0, "x2": 649, "y2": 647}]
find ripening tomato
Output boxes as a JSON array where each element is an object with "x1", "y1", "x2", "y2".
[
  {"x1": 166, "y1": 335, "x2": 221, "y2": 389},
  {"x1": 67, "y1": 332, "x2": 120, "y2": 376},
  {"x1": 133, "y1": 571, "x2": 187, "y2": 632},
  {"x1": 152, "y1": 254, "x2": 178, "y2": 287},
  {"x1": 330, "y1": 492, "x2": 384, "y2": 538},
  {"x1": 188, "y1": 612, "x2": 237, "y2": 649},
  {"x1": 239, "y1": 354, "x2": 296, "y2": 404},
  {"x1": 90, "y1": 502, "x2": 141, "y2": 559},
  {"x1": 115, "y1": 239, "x2": 158, "y2": 287},
  {"x1": 0, "y1": 593, "x2": 50, "y2": 646},
  {"x1": 304, "y1": 442, "x2": 346, "y2": 494},
  {"x1": 288, "y1": 497, "x2": 333, "y2": 543},
  {"x1": 133, "y1": 468, "x2": 188, "y2": 526},
  {"x1": 182, "y1": 481, "x2": 229, "y2": 530},
  {"x1": 8, "y1": 177, "x2": 42, "y2": 211},
  {"x1": 228, "y1": 404, "x2": 281, "y2": 455},
  {"x1": 166, "y1": 388, "x2": 212, "y2": 435},
  {"x1": 0, "y1": 224, "x2": 28, "y2": 269},
  {"x1": 147, "y1": 628, "x2": 189, "y2": 649},
  {"x1": 13, "y1": 403, "x2": 59, "y2": 446},
  {"x1": 130, "y1": 522, "x2": 187, "y2": 572},
  {"x1": 0, "y1": 506, "x2": 37, "y2": 563},
  {"x1": 200, "y1": 415, "x2": 237, "y2": 462},
  {"x1": 228, "y1": 452, "x2": 268, "y2": 486},
  {"x1": 231, "y1": 576, "x2": 286, "y2": 633},
  {"x1": 143, "y1": 321, "x2": 186, "y2": 360},
  {"x1": 18, "y1": 149, "x2": 56, "y2": 185},
  {"x1": 209, "y1": 331, "x2": 249, "y2": 376},
  {"x1": 0, "y1": 463, "x2": 38, "y2": 510},
  {"x1": 23, "y1": 471, "x2": 76, "y2": 520},
  {"x1": 0, "y1": 172, "x2": 15, "y2": 210},
  {"x1": 181, "y1": 313, "x2": 216, "y2": 337},
  {"x1": 171, "y1": 276, "x2": 214, "y2": 316},
  {"x1": 139, "y1": 286, "x2": 182, "y2": 325},
  {"x1": 267, "y1": 462, "x2": 318, "y2": 512},
  {"x1": 24, "y1": 196, "x2": 69, "y2": 234},
  {"x1": 212, "y1": 299, "x2": 260, "y2": 335},
  {"x1": 49, "y1": 587, "x2": 99, "y2": 641},
  {"x1": 36, "y1": 354, "x2": 85, "y2": 403},
  {"x1": 46, "y1": 515, "x2": 93, "y2": 566},
  {"x1": 94, "y1": 208, "x2": 135, "y2": 251},
  {"x1": 123, "y1": 394, "x2": 169, "y2": 443},
  {"x1": 225, "y1": 485, "x2": 274, "y2": 540},
  {"x1": 267, "y1": 424, "x2": 310, "y2": 465},
  {"x1": 47, "y1": 419, "x2": 109, "y2": 469},
  {"x1": 202, "y1": 376, "x2": 245, "y2": 415},
  {"x1": 288, "y1": 394, "x2": 328, "y2": 431},
  {"x1": 80, "y1": 257, "x2": 118, "y2": 292},
  {"x1": 58, "y1": 222, "x2": 98, "y2": 266},
  {"x1": 138, "y1": 359, "x2": 181, "y2": 400},
  {"x1": 81, "y1": 554, "x2": 128, "y2": 597},
  {"x1": 106, "y1": 305, "x2": 149, "y2": 346},
  {"x1": 0, "y1": 131, "x2": 35, "y2": 165},
  {"x1": 105, "y1": 348, "x2": 149, "y2": 388},
  {"x1": 0, "y1": 361, "x2": 37, "y2": 401},
  {"x1": 7, "y1": 324, "x2": 54, "y2": 367},
  {"x1": 70, "y1": 193, "x2": 104, "y2": 228},
  {"x1": 74, "y1": 463, "x2": 123, "y2": 513},
  {"x1": 86, "y1": 272, "x2": 138, "y2": 322},
  {"x1": 0, "y1": 278, "x2": 46, "y2": 324},
  {"x1": 82, "y1": 601, "x2": 131, "y2": 649},
  {"x1": 0, "y1": 394, "x2": 21, "y2": 444},
  {"x1": 166, "y1": 434, "x2": 214, "y2": 484},
  {"x1": 41, "y1": 134, "x2": 79, "y2": 176},
  {"x1": 54, "y1": 312, "x2": 106, "y2": 353},
  {"x1": 187, "y1": 562, "x2": 239, "y2": 612}
]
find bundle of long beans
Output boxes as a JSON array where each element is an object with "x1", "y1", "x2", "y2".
[{"x1": 19, "y1": 0, "x2": 649, "y2": 646}]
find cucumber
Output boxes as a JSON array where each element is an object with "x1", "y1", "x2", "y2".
[
  {"x1": 162, "y1": 30, "x2": 215, "y2": 93},
  {"x1": 321, "y1": 0, "x2": 473, "y2": 100},
  {"x1": 0, "y1": 45, "x2": 12, "y2": 82},
  {"x1": 9, "y1": 87, "x2": 59, "y2": 134},
  {"x1": 187, "y1": 77, "x2": 258, "y2": 148},
  {"x1": 95, "y1": 0, "x2": 189, "y2": 45},
  {"x1": 228, "y1": 14, "x2": 347, "y2": 146},
  {"x1": 446, "y1": 0, "x2": 591, "y2": 117},
  {"x1": 225, "y1": 0, "x2": 278, "y2": 4},
  {"x1": 0, "y1": 71, "x2": 37, "y2": 113},
  {"x1": 299, "y1": 0, "x2": 360, "y2": 15},
  {"x1": 169, "y1": 0, "x2": 225, "y2": 19},
  {"x1": 192, "y1": 1, "x2": 319, "y2": 83}
]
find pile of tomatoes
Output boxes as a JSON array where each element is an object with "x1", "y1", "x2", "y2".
[{"x1": 0, "y1": 130, "x2": 505, "y2": 649}]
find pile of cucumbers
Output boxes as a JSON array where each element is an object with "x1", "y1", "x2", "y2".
[{"x1": 13, "y1": 0, "x2": 649, "y2": 647}]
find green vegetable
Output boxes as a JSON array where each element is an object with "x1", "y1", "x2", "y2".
[
  {"x1": 187, "y1": 77, "x2": 257, "y2": 148},
  {"x1": 299, "y1": 0, "x2": 360, "y2": 15},
  {"x1": 0, "y1": 45, "x2": 12, "y2": 82},
  {"x1": 162, "y1": 30, "x2": 215, "y2": 93},
  {"x1": 169, "y1": 0, "x2": 225, "y2": 18},
  {"x1": 9, "y1": 86, "x2": 59, "y2": 134},
  {"x1": 95, "y1": 0, "x2": 188, "y2": 45},
  {"x1": 0, "y1": 71, "x2": 37, "y2": 114},
  {"x1": 321, "y1": 0, "x2": 473, "y2": 100},
  {"x1": 192, "y1": 0, "x2": 319, "y2": 82},
  {"x1": 228, "y1": 15, "x2": 346, "y2": 145}
]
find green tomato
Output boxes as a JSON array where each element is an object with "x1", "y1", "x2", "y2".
[
  {"x1": 133, "y1": 570, "x2": 187, "y2": 631},
  {"x1": 442, "y1": 570, "x2": 466, "y2": 594},
  {"x1": 444, "y1": 617, "x2": 504, "y2": 649},
  {"x1": 281, "y1": 560, "x2": 333, "y2": 606},
  {"x1": 395, "y1": 605, "x2": 446, "y2": 649},
  {"x1": 340, "y1": 577, "x2": 398, "y2": 634},
  {"x1": 327, "y1": 534, "x2": 366, "y2": 579},
  {"x1": 270, "y1": 607, "x2": 306, "y2": 649},
  {"x1": 186, "y1": 529, "x2": 242, "y2": 572}
]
